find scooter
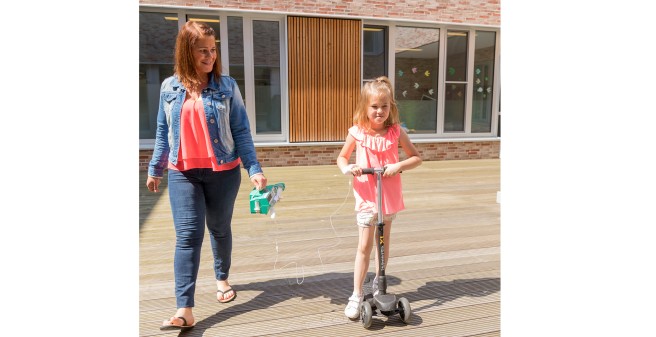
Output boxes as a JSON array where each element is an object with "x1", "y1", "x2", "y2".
[{"x1": 359, "y1": 167, "x2": 411, "y2": 328}]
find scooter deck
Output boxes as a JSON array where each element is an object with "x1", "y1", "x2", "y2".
[{"x1": 366, "y1": 293, "x2": 397, "y2": 315}]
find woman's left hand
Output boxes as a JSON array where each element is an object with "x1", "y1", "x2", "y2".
[{"x1": 251, "y1": 173, "x2": 268, "y2": 191}]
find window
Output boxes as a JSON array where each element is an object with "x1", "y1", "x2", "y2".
[
  {"x1": 139, "y1": 12, "x2": 177, "y2": 140},
  {"x1": 227, "y1": 17, "x2": 246, "y2": 101},
  {"x1": 139, "y1": 10, "x2": 286, "y2": 144},
  {"x1": 363, "y1": 26, "x2": 387, "y2": 81},
  {"x1": 444, "y1": 30, "x2": 468, "y2": 132},
  {"x1": 394, "y1": 26, "x2": 440, "y2": 134},
  {"x1": 253, "y1": 20, "x2": 282, "y2": 134},
  {"x1": 472, "y1": 31, "x2": 496, "y2": 133},
  {"x1": 139, "y1": 8, "x2": 498, "y2": 144},
  {"x1": 388, "y1": 26, "x2": 499, "y2": 138}
]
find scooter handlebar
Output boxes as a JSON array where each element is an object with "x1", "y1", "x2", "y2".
[{"x1": 361, "y1": 167, "x2": 385, "y2": 174}]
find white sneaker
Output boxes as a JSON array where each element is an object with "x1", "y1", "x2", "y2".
[{"x1": 344, "y1": 294, "x2": 363, "y2": 319}]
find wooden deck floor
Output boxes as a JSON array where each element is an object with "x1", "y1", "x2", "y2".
[{"x1": 139, "y1": 159, "x2": 500, "y2": 337}]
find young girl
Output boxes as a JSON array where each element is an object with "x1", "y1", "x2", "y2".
[{"x1": 336, "y1": 76, "x2": 422, "y2": 319}]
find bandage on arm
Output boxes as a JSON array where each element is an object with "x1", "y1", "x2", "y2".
[{"x1": 341, "y1": 164, "x2": 355, "y2": 175}]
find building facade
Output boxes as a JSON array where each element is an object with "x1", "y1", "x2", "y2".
[{"x1": 139, "y1": 0, "x2": 501, "y2": 170}]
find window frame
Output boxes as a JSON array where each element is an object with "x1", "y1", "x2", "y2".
[
  {"x1": 364, "y1": 20, "x2": 500, "y2": 140},
  {"x1": 242, "y1": 16, "x2": 288, "y2": 142},
  {"x1": 139, "y1": 8, "x2": 288, "y2": 149},
  {"x1": 139, "y1": 9, "x2": 183, "y2": 149},
  {"x1": 362, "y1": 24, "x2": 388, "y2": 83}
]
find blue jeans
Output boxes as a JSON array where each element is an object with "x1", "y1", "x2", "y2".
[{"x1": 167, "y1": 166, "x2": 241, "y2": 308}]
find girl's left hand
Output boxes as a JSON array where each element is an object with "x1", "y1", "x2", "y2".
[
  {"x1": 383, "y1": 163, "x2": 402, "y2": 177},
  {"x1": 251, "y1": 173, "x2": 268, "y2": 191}
]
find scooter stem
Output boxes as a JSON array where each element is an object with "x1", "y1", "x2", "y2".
[{"x1": 374, "y1": 168, "x2": 386, "y2": 295}]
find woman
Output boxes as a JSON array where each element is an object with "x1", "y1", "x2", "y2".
[{"x1": 146, "y1": 21, "x2": 267, "y2": 331}]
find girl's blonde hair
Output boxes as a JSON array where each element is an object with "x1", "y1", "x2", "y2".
[
  {"x1": 353, "y1": 76, "x2": 400, "y2": 130},
  {"x1": 174, "y1": 21, "x2": 222, "y2": 90}
]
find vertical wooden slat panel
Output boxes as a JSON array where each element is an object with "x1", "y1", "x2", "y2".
[
  {"x1": 287, "y1": 16, "x2": 361, "y2": 142},
  {"x1": 289, "y1": 17, "x2": 296, "y2": 141}
]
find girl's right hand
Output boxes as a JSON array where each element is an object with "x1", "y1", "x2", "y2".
[
  {"x1": 147, "y1": 176, "x2": 161, "y2": 193},
  {"x1": 350, "y1": 165, "x2": 362, "y2": 176}
]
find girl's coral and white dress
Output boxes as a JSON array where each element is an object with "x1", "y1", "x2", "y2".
[{"x1": 349, "y1": 124, "x2": 404, "y2": 215}]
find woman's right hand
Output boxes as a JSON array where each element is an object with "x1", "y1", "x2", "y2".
[
  {"x1": 250, "y1": 173, "x2": 268, "y2": 191},
  {"x1": 146, "y1": 176, "x2": 161, "y2": 193}
]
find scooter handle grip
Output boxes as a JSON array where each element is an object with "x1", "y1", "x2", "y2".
[{"x1": 361, "y1": 167, "x2": 385, "y2": 174}]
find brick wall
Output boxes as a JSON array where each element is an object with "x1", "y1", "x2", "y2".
[
  {"x1": 139, "y1": 139, "x2": 500, "y2": 170},
  {"x1": 139, "y1": 0, "x2": 500, "y2": 27}
]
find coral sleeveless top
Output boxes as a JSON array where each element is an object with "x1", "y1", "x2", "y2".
[
  {"x1": 349, "y1": 124, "x2": 404, "y2": 214},
  {"x1": 168, "y1": 98, "x2": 240, "y2": 171}
]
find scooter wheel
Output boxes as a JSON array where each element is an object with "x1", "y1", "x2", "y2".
[
  {"x1": 397, "y1": 297, "x2": 411, "y2": 324},
  {"x1": 360, "y1": 301, "x2": 373, "y2": 329}
]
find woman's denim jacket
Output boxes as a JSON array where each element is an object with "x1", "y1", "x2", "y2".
[{"x1": 148, "y1": 74, "x2": 263, "y2": 178}]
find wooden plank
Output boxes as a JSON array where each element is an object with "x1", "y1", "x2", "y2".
[{"x1": 140, "y1": 159, "x2": 500, "y2": 336}]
